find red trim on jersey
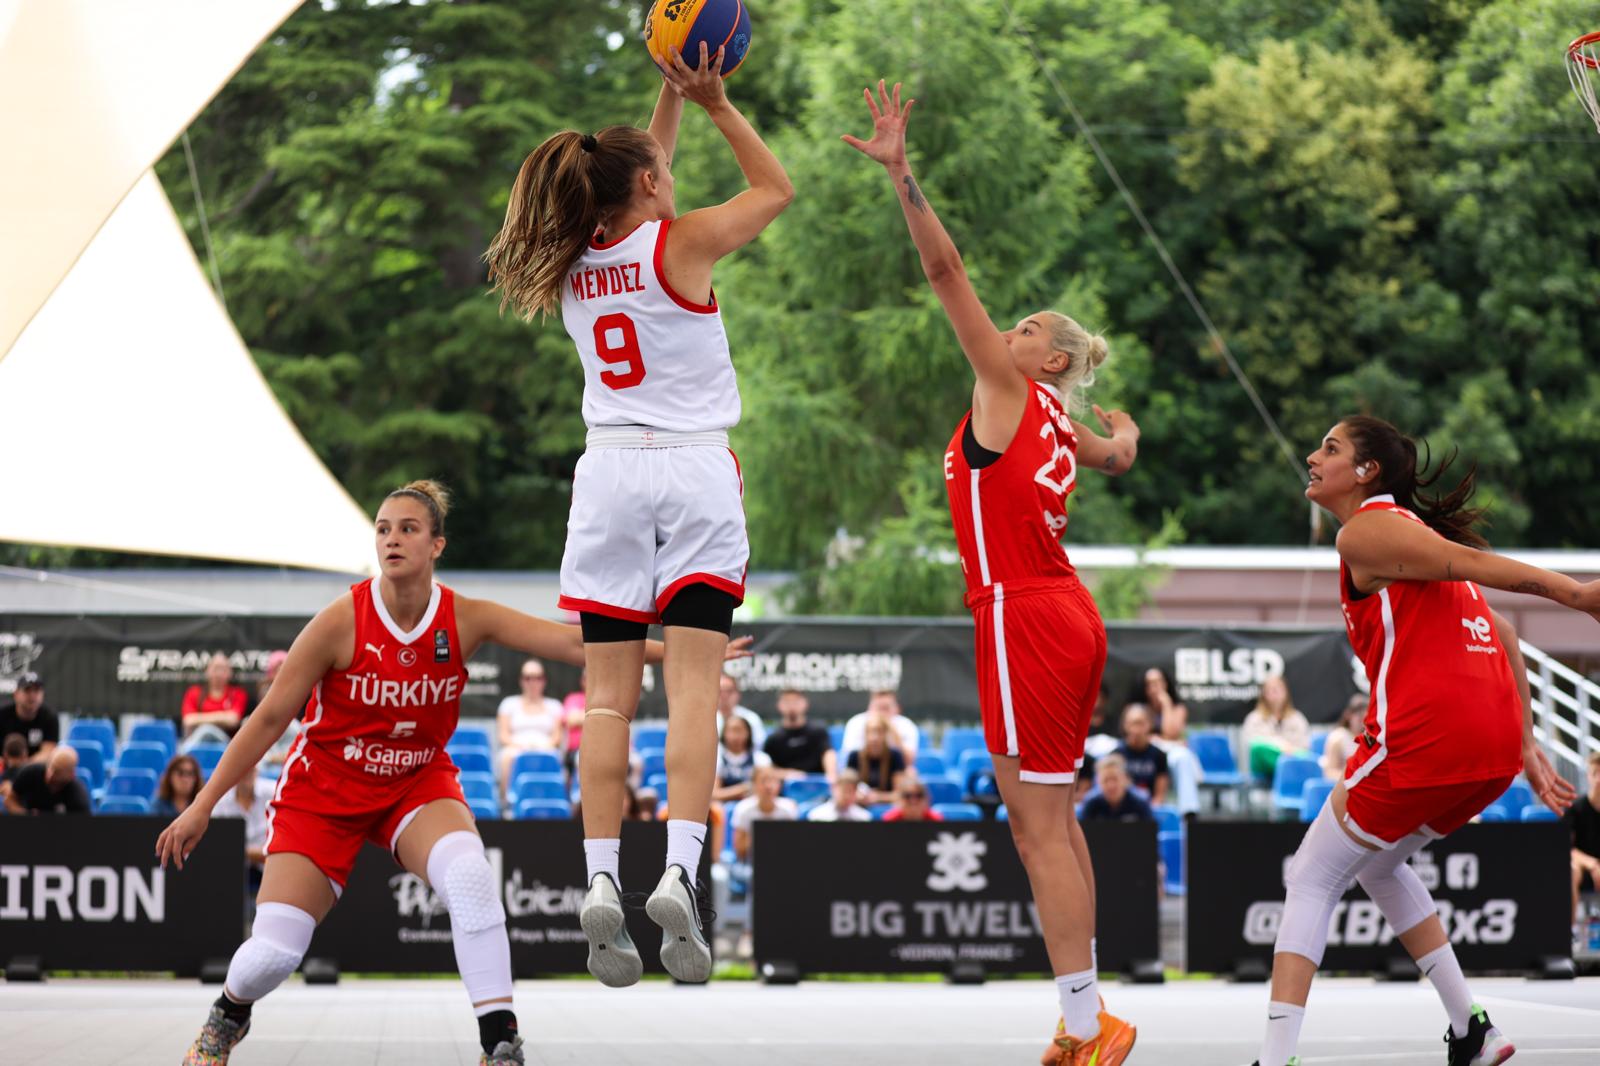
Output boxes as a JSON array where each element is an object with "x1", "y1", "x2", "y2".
[
  {"x1": 656, "y1": 572, "x2": 746, "y2": 613},
  {"x1": 590, "y1": 221, "x2": 645, "y2": 250},
  {"x1": 558, "y1": 594, "x2": 660, "y2": 625},
  {"x1": 652, "y1": 219, "x2": 718, "y2": 314},
  {"x1": 728, "y1": 448, "x2": 744, "y2": 494}
]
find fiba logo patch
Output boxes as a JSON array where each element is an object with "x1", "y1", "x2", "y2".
[
  {"x1": 397, "y1": 647, "x2": 418, "y2": 668},
  {"x1": 732, "y1": 32, "x2": 749, "y2": 57},
  {"x1": 433, "y1": 628, "x2": 451, "y2": 663},
  {"x1": 926, "y1": 831, "x2": 988, "y2": 893},
  {"x1": 343, "y1": 737, "x2": 364, "y2": 761}
]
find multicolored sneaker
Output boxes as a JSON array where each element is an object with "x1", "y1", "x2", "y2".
[
  {"x1": 479, "y1": 1034, "x2": 525, "y2": 1065},
  {"x1": 645, "y1": 864, "x2": 712, "y2": 983},
  {"x1": 580, "y1": 872, "x2": 642, "y2": 987},
  {"x1": 1446, "y1": 1004, "x2": 1515, "y2": 1066},
  {"x1": 181, "y1": 1004, "x2": 250, "y2": 1065},
  {"x1": 1043, "y1": 1010, "x2": 1137, "y2": 1066}
]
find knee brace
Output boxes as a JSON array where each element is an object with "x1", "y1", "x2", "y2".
[
  {"x1": 1275, "y1": 805, "x2": 1376, "y2": 966},
  {"x1": 1356, "y1": 833, "x2": 1437, "y2": 937},
  {"x1": 427, "y1": 830, "x2": 505, "y2": 933},
  {"x1": 224, "y1": 901, "x2": 316, "y2": 1002},
  {"x1": 659, "y1": 582, "x2": 736, "y2": 635}
]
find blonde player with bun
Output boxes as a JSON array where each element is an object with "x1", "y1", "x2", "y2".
[
  {"x1": 845, "y1": 82, "x2": 1140, "y2": 1066},
  {"x1": 158, "y1": 481, "x2": 749, "y2": 1066},
  {"x1": 484, "y1": 43, "x2": 791, "y2": 988}
]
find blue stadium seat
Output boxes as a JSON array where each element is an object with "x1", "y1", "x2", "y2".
[
  {"x1": 98, "y1": 795, "x2": 152, "y2": 815},
  {"x1": 129, "y1": 720, "x2": 178, "y2": 758},
  {"x1": 640, "y1": 751, "x2": 668, "y2": 781},
  {"x1": 508, "y1": 750, "x2": 562, "y2": 779},
  {"x1": 105, "y1": 769, "x2": 159, "y2": 801},
  {"x1": 1309, "y1": 731, "x2": 1328, "y2": 758},
  {"x1": 994, "y1": 804, "x2": 1009, "y2": 822},
  {"x1": 828, "y1": 725, "x2": 845, "y2": 751},
  {"x1": 1521, "y1": 806, "x2": 1559, "y2": 822},
  {"x1": 644, "y1": 772, "x2": 669, "y2": 795},
  {"x1": 934, "y1": 802, "x2": 983, "y2": 822},
  {"x1": 956, "y1": 748, "x2": 993, "y2": 790},
  {"x1": 1300, "y1": 778, "x2": 1335, "y2": 822},
  {"x1": 116, "y1": 743, "x2": 171, "y2": 776},
  {"x1": 74, "y1": 744, "x2": 106, "y2": 793},
  {"x1": 1189, "y1": 731, "x2": 1244, "y2": 787},
  {"x1": 458, "y1": 772, "x2": 497, "y2": 803},
  {"x1": 915, "y1": 752, "x2": 949, "y2": 781},
  {"x1": 1497, "y1": 781, "x2": 1534, "y2": 819},
  {"x1": 943, "y1": 728, "x2": 987, "y2": 765},
  {"x1": 1159, "y1": 830, "x2": 1184, "y2": 896},
  {"x1": 516, "y1": 798, "x2": 572, "y2": 820},
  {"x1": 1477, "y1": 803, "x2": 1510, "y2": 822},
  {"x1": 924, "y1": 780, "x2": 963, "y2": 806},
  {"x1": 1153, "y1": 806, "x2": 1182, "y2": 836},
  {"x1": 633, "y1": 723, "x2": 669, "y2": 751},
  {"x1": 511, "y1": 774, "x2": 567, "y2": 802},
  {"x1": 66, "y1": 718, "x2": 117, "y2": 757},
  {"x1": 188, "y1": 744, "x2": 227, "y2": 777},
  {"x1": 450, "y1": 749, "x2": 493, "y2": 777},
  {"x1": 868, "y1": 802, "x2": 893, "y2": 820},
  {"x1": 468, "y1": 798, "x2": 501, "y2": 821},
  {"x1": 1271, "y1": 756, "x2": 1323, "y2": 815},
  {"x1": 783, "y1": 777, "x2": 831, "y2": 806},
  {"x1": 449, "y1": 726, "x2": 492, "y2": 750}
]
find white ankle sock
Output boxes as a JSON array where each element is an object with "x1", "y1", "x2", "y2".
[
  {"x1": 1417, "y1": 944, "x2": 1472, "y2": 1038},
  {"x1": 1261, "y1": 1000, "x2": 1306, "y2": 1066},
  {"x1": 584, "y1": 838, "x2": 620, "y2": 888},
  {"x1": 665, "y1": 819, "x2": 706, "y2": 876},
  {"x1": 1056, "y1": 967, "x2": 1099, "y2": 1041},
  {"x1": 1090, "y1": 937, "x2": 1098, "y2": 972}
]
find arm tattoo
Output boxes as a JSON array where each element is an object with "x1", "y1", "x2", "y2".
[
  {"x1": 1101, "y1": 453, "x2": 1118, "y2": 473},
  {"x1": 902, "y1": 175, "x2": 927, "y2": 213},
  {"x1": 1510, "y1": 580, "x2": 1550, "y2": 597}
]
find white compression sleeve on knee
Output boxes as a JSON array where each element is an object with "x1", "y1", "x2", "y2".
[
  {"x1": 224, "y1": 901, "x2": 316, "y2": 1002},
  {"x1": 427, "y1": 830, "x2": 513, "y2": 1012},
  {"x1": 1275, "y1": 804, "x2": 1375, "y2": 966},
  {"x1": 1355, "y1": 833, "x2": 1437, "y2": 937}
]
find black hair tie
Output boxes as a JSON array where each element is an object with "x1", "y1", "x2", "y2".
[{"x1": 580, "y1": 133, "x2": 599, "y2": 153}]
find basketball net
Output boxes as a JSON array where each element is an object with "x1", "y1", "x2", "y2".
[{"x1": 1567, "y1": 32, "x2": 1600, "y2": 134}]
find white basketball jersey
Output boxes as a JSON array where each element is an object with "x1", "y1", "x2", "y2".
[{"x1": 560, "y1": 219, "x2": 740, "y2": 432}]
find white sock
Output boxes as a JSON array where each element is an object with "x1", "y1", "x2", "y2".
[
  {"x1": 584, "y1": 838, "x2": 620, "y2": 888},
  {"x1": 1055, "y1": 967, "x2": 1100, "y2": 1041},
  {"x1": 1090, "y1": 936, "x2": 1098, "y2": 972},
  {"x1": 1417, "y1": 944, "x2": 1472, "y2": 1038},
  {"x1": 665, "y1": 818, "x2": 706, "y2": 875},
  {"x1": 1261, "y1": 1000, "x2": 1306, "y2": 1066}
]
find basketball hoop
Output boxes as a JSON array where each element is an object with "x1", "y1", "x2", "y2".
[{"x1": 1567, "y1": 32, "x2": 1600, "y2": 133}]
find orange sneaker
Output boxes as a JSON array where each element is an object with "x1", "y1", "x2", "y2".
[{"x1": 1042, "y1": 1010, "x2": 1137, "y2": 1066}]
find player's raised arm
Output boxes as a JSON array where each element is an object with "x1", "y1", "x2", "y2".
[
  {"x1": 1071, "y1": 406, "x2": 1140, "y2": 477},
  {"x1": 647, "y1": 79, "x2": 686, "y2": 166},
  {"x1": 843, "y1": 81, "x2": 1026, "y2": 414}
]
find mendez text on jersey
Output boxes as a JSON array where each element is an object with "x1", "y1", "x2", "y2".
[{"x1": 569, "y1": 263, "x2": 646, "y2": 302}]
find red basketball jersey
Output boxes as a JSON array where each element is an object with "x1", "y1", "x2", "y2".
[
  {"x1": 944, "y1": 382, "x2": 1080, "y2": 603},
  {"x1": 1339, "y1": 497, "x2": 1523, "y2": 788},
  {"x1": 285, "y1": 579, "x2": 467, "y2": 785}
]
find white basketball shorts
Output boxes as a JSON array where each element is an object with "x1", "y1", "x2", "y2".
[{"x1": 558, "y1": 428, "x2": 748, "y2": 624}]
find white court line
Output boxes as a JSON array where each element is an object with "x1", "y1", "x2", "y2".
[
  {"x1": 1301, "y1": 1054, "x2": 1598, "y2": 1063},
  {"x1": 1477, "y1": 995, "x2": 1600, "y2": 1019}
]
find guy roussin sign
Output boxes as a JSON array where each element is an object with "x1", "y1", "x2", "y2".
[{"x1": 752, "y1": 821, "x2": 1158, "y2": 974}]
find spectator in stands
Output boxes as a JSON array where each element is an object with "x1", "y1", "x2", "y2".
[
  {"x1": 1080, "y1": 754, "x2": 1154, "y2": 822},
  {"x1": 1073, "y1": 751, "x2": 1097, "y2": 804},
  {"x1": 247, "y1": 649, "x2": 288, "y2": 718},
  {"x1": 731, "y1": 765, "x2": 797, "y2": 861},
  {"x1": 846, "y1": 714, "x2": 906, "y2": 803},
  {"x1": 716, "y1": 672, "x2": 767, "y2": 748},
  {"x1": 841, "y1": 689, "x2": 920, "y2": 761},
  {"x1": 212, "y1": 757, "x2": 276, "y2": 903},
  {"x1": 4, "y1": 745, "x2": 89, "y2": 814},
  {"x1": 0, "y1": 671, "x2": 58, "y2": 761},
  {"x1": 1115, "y1": 704, "x2": 1169, "y2": 805},
  {"x1": 1320, "y1": 693, "x2": 1369, "y2": 781},
  {"x1": 1082, "y1": 689, "x2": 1120, "y2": 760},
  {"x1": 1151, "y1": 693, "x2": 1203, "y2": 816},
  {"x1": 807, "y1": 768, "x2": 872, "y2": 822},
  {"x1": 1140, "y1": 666, "x2": 1189, "y2": 737},
  {"x1": 559, "y1": 668, "x2": 586, "y2": 776},
  {"x1": 180, "y1": 653, "x2": 249, "y2": 739},
  {"x1": 633, "y1": 784, "x2": 660, "y2": 821},
  {"x1": 2, "y1": 733, "x2": 27, "y2": 791},
  {"x1": 1240, "y1": 674, "x2": 1311, "y2": 780},
  {"x1": 882, "y1": 775, "x2": 944, "y2": 823},
  {"x1": 763, "y1": 688, "x2": 836, "y2": 780},
  {"x1": 258, "y1": 651, "x2": 302, "y2": 772},
  {"x1": 713, "y1": 714, "x2": 770, "y2": 803},
  {"x1": 497, "y1": 658, "x2": 563, "y2": 791},
  {"x1": 152, "y1": 753, "x2": 204, "y2": 817},
  {"x1": 1568, "y1": 752, "x2": 1600, "y2": 926}
]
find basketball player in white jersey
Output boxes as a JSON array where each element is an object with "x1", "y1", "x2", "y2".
[{"x1": 484, "y1": 44, "x2": 792, "y2": 986}]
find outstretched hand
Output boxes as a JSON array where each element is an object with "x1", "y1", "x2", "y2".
[
  {"x1": 1093, "y1": 405, "x2": 1139, "y2": 440},
  {"x1": 723, "y1": 635, "x2": 755, "y2": 662},
  {"x1": 1524, "y1": 741, "x2": 1577, "y2": 814},
  {"x1": 155, "y1": 804, "x2": 211, "y2": 871},
  {"x1": 662, "y1": 43, "x2": 728, "y2": 111},
  {"x1": 841, "y1": 80, "x2": 915, "y2": 168}
]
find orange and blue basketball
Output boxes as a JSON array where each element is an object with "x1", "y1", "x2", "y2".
[{"x1": 646, "y1": 0, "x2": 752, "y2": 79}]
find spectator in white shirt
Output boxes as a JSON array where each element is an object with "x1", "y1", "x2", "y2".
[
  {"x1": 730, "y1": 765, "x2": 797, "y2": 862},
  {"x1": 212, "y1": 758, "x2": 276, "y2": 909},
  {"x1": 1321, "y1": 694, "x2": 1369, "y2": 781},
  {"x1": 841, "y1": 690, "x2": 920, "y2": 762},
  {"x1": 807, "y1": 768, "x2": 872, "y2": 822},
  {"x1": 715, "y1": 673, "x2": 767, "y2": 749},
  {"x1": 497, "y1": 658, "x2": 563, "y2": 791},
  {"x1": 713, "y1": 714, "x2": 771, "y2": 804}
]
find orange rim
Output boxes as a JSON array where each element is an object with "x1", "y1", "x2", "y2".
[{"x1": 1569, "y1": 31, "x2": 1600, "y2": 69}]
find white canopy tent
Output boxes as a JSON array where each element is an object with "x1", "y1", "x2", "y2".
[{"x1": 0, "y1": 0, "x2": 376, "y2": 574}]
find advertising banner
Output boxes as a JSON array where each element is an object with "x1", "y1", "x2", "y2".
[
  {"x1": 1186, "y1": 822, "x2": 1571, "y2": 974},
  {"x1": 0, "y1": 816, "x2": 245, "y2": 975},
  {"x1": 751, "y1": 820, "x2": 1159, "y2": 975}
]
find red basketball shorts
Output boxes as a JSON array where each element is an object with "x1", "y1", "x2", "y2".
[
  {"x1": 264, "y1": 752, "x2": 468, "y2": 889},
  {"x1": 970, "y1": 577, "x2": 1106, "y2": 784},
  {"x1": 1343, "y1": 752, "x2": 1514, "y2": 849}
]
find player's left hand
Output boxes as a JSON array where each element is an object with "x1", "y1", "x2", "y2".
[
  {"x1": 1523, "y1": 740, "x2": 1577, "y2": 814},
  {"x1": 723, "y1": 634, "x2": 754, "y2": 662},
  {"x1": 1093, "y1": 405, "x2": 1139, "y2": 440}
]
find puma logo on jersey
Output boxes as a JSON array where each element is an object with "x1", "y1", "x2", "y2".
[{"x1": 365, "y1": 642, "x2": 385, "y2": 661}]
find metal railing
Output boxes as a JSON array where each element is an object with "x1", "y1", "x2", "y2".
[{"x1": 1524, "y1": 639, "x2": 1599, "y2": 781}]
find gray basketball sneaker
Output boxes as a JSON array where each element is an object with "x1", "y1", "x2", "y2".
[
  {"x1": 645, "y1": 864, "x2": 712, "y2": 983},
  {"x1": 579, "y1": 872, "x2": 642, "y2": 987}
]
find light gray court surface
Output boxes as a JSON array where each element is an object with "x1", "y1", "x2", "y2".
[{"x1": 4, "y1": 976, "x2": 1599, "y2": 1065}]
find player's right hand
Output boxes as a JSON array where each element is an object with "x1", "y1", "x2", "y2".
[
  {"x1": 1523, "y1": 741, "x2": 1577, "y2": 815},
  {"x1": 156, "y1": 805, "x2": 211, "y2": 871},
  {"x1": 664, "y1": 43, "x2": 728, "y2": 111},
  {"x1": 841, "y1": 80, "x2": 914, "y2": 169},
  {"x1": 1575, "y1": 578, "x2": 1600, "y2": 624}
]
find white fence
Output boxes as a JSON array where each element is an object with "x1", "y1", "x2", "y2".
[{"x1": 1525, "y1": 640, "x2": 1600, "y2": 781}]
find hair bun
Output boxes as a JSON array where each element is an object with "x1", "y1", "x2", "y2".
[
  {"x1": 1087, "y1": 334, "x2": 1111, "y2": 369},
  {"x1": 579, "y1": 133, "x2": 599, "y2": 153}
]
